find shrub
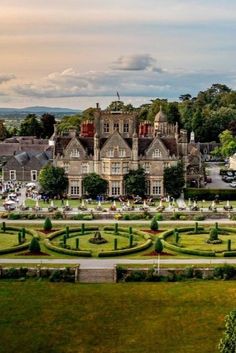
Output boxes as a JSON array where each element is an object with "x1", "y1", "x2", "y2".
[
  {"x1": 125, "y1": 270, "x2": 147, "y2": 282},
  {"x1": 75, "y1": 238, "x2": 79, "y2": 249},
  {"x1": 155, "y1": 213, "x2": 163, "y2": 221},
  {"x1": 66, "y1": 226, "x2": 70, "y2": 238},
  {"x1": 114, "y1": 223, "x2": 118, "y2": 235},
  {"x1": 114, "y1": 238, "x2": 118, "y2": 250},
  {"x1": 207, "y1": 228, "x2": 222, "y2": 244},
  {"x1": 213, "y1": 265, "x2": 236, "y2": 280},
  {"x1": 44, "y1": 217, "x2": 52, "y2": 231},
  {"x1": 219, "y1": 310, "x2": 236, "y2": 353},
  {"x1": 150, "y1": 217, "x2": 158, "y2": 231},
  {"x1": 129, "y1": 227, "x2": 132, "y2": 235},
  {"x1": 184, "y1": 188, "x2": 236, "y2": 201},
  {"x1": 2, "y1": 221, "x2": 6, "y2": 232},
  {"x1": 8, "y1": 213, "x2": 21, "y2": 220},
  {"x1": 21, "y1": 228, "x2": 26, "y2": 240},
  {"x1": 184, "y1": 266, "x2": 194, "y2": 278},
  {"x1": 155, "y1": 238, "x2": 163, "y2": 253},
  {"x1": 54, "y1": 211, "x2": 63, "y2": 219},
  {"x1": 27, "y1": 213, "x2": 36, "y2": 220},
  {"x1": 193, "y1": 215, "x2": 205, "y2": 221},
  {"x1": 129, "y1": 234, "x2": 133, "y2": 248},
  {"x1": 29, "y1": 237, "x2": 41, "y2": 253},
  {"x1": 228, "y1": 239, "x2": 232, "y2": 251},
  {"x1": 18, "y1": 232, "x2": 22, "y2": 244},
  {"x1": 170, "y1": 213, "x2": 181, "y2": 220}
]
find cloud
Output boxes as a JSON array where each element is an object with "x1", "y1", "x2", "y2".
[
  {"x1": 0, "y1": 73, "x2": 15, "y2": 85},
  {"x1": 111, "y1": 54, "x2": 164, "y2": 72},
  {"x1": 10, "y1": 66, "x2": 236, "y2": 101}
]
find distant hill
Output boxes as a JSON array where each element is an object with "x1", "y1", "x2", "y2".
[{"x1": 0, "y1": 106, "x2": 81, "y2": 114}]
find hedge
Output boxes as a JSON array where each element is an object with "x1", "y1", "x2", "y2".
[
  {"x1": 223, "y1": 251, "x2": 236, "y2": 257},
  {"x1": 98, "y1": 239, "x2": 152, "y2": 257},
  {"x1": 44, "y1": 239, "x2": 92, "y2": 257},
  {"x1": 184, "y1": 188, "x2": 236, "y2": 201},
  {"x1": 46, "y1": 227, "x2": 99, "y2": 240},
  {"x1": 0, "y1": 226, "x2": 36, "y2": 255}
]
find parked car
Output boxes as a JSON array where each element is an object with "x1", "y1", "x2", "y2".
[
  {"x1": 230, "y1": 182, "x2": 236, "y2": 188},
  {"x1": 206, "y1": 177, "x2": 212, "y2": 183},
  {"x1": 224, "y1": 176, "x2": 234, "y2": 183}
]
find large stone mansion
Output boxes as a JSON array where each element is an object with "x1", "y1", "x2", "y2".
[{"x1": 52, "y1": 104, "x2": 203, "y2": 197}]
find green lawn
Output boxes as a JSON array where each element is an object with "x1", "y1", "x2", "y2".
[
  {"x1": 0, "y1": 231, "x2": 30, "y2": 248},
  {"x1": 0, "y1": 281, "x2": 235, "y2": 353},
  {"x1": 53, "y1": 232, "x2": 142, "y2": 256},
  {"x1": 168, "y1": 232, "x2": 236, "y2": 252}
]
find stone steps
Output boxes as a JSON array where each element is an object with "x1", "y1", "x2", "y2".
[{"x1": 78, "y1": 267, "x2": 116, "y2": 283}]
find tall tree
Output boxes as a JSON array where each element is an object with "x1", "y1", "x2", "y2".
[
  {"x1": 212, "y1": 130, "x2": 236, "y2": 158},
  {"x1": 164, "y1": 163, "x2": 185, "y2": 199},
  {"x1": 39, "y1": 165, "x2": 68, "y2": 197},
  {"x1": 124, "y1": 168, "x2": 147, "y2": 197},
  {"x1": 83, "y1": 173, "x2": 108, "y2": 198},
  {"x1": 19, "y1": 114, "x2": 42, "y2": 137},
  {"x1": 219, "y1": 310, "x2": 236, "y2": 353},
  {"x1": 41, "y1": 113, "x2": 56, "y2": 138}
]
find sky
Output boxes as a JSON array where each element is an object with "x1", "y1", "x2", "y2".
[{"x1": 0, "y1": 0, "x2": 236, "y2": 109}]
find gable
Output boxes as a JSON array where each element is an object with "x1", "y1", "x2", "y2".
[
  {"x1": 64, "y1": 137, "x2": 87, "y2": 159},
  {"x1": 100, "y1": 131, "x2": 132, "y2": 158},
  {"x1": 145, "y1": 137, "x2": 169, "y2": 159}
]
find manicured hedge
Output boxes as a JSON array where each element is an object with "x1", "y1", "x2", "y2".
[
  {"x1": 184, "y1": 188, "x2": 236, "y2": 201},
  {"x1": 223, "y1": 251, "x2": 236, "y2": 257},
  {"x1": 98, "y1": 239, "x2": 152, "y2": 257},
  {"x1": 46, "y1": 227, "x2": 99, "y2": 240},
  {"x1": 44, "y1": 239, "x2": 92, "y2": 257},
  {"x1": 0, "y1": 226, "x2": 36, "y2": 254}
]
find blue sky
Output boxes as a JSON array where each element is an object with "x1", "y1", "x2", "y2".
[{"x1": 0, "y1": 0, "x2": 235, "y2": 109}]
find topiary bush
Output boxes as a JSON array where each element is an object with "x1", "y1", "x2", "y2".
[
  {"x1": 44, "y1": 217, "x2": 52, "y2": 231},
  {"x1": 150, "y1": 217, "x2": 158, "y2": 231},
  {"x1": 207, "y1": 228, "x2": 222, "y2": 244},
  {"x1": 29, "y1": 237, "x2": 41, "y2": 253},
  {"x1": 155, "y1": 238, "x2": 163, "y2": 254}
]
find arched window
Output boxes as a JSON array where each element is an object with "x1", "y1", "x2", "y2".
[{"x1": 152, "y1": 149, "x2": 162, "y2": 158}]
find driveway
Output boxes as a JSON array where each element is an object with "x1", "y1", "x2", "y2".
[{"x1": 205, "y1": 162, "x2": 232, "y2": 189}]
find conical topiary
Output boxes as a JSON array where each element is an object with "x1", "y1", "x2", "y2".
[
  {"x1": 44, "y1": 217, "x2": 52, "y2": 231},
  {"x1": 29, "y1": 237, "x2": 41, "y2": 253},
  {"x1": 150, "y1": 217, "x2": 158, "y2": 231},
  {"x1": 155, "y1": 238, "x2": 163, "y2": 254}
]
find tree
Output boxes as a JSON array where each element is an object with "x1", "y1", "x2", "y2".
[
  {"x1": 124, "y1": 168, "x2": 147, "y2": 197},
  {"x1": 164, "y1": 163, "x2": 185, "y2": 199},
  {"x1": 0, "y1": 120, "x2": 8, "y2": 140},
  {"x1": 57, "y1": 115, "x2": 82, "y2": 134},
  {"x1": 44, "y1": 217, "x2": 52, "y2": 231},
  {"x1": 219, "y1": 310, "x2": 236, "y2": 353},
  {"x1": 41, "y1": 113, "x2": 56, "y2": 138},
  {"x1": 150, "y1": 217, "x2": 158, "y2": 231},
  {"x1": 83, "y1": 173, "x2": 108, "y2": 198},
  {"x1": 39, "y1": 165, "x2": 68, "y2": 197},
  {"x1": 155, "y1": 238, "x2": 163, "y2": 253},
  {"x1": 29, "y1": 237, "x2": 41, "y2": 253},
  {"x1": 19, "y1": 114, "x2": 42, "y2": 137},
  {"x1": 212, "y1": 130, "x2": 236, "y2": 158}
]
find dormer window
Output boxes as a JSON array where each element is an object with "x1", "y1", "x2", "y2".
[
  {"x1": 119, "y1": 149, "x2": 126, "y2": 157},
  {"x1": 152, "y1": 149, "x2": 162, "y2": 158},
  {"x1": 107, "y1": 149, "x2": 114, "y2": 157},
  {"x1": 70, "y1": 149, "x2": 80, "y2": 158},
  {"x1": 104, "y1": 123, "x2": 109, "y2": 133}
]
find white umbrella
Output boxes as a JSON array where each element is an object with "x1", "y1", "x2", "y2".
[
  {"x1": 98, "y1": 200, "x2": 102, "y2": 207},
  {"x1": 143, "y1": 200, "x2": 147, "y2": 208},
  {"x1": 81, "y1": 199, "x2": 85, "y2": 207},
  {"x1": 113, "y1": 200, "x2": 116, "y2": 207},
  {"x1": 127, "y1": 200, "x2": 130, "y2": 207},
  {"x1": 193, "y1": 200, "x2": 197, "y2": 207},
  {"x1": 188, "y1": 198, "x2": 191, "y2": 207},
  {"x1": 66, "y1": 200, "x2": 69, "y2": 207},
  {"x1": 50, "y1": 200, "x2": 54, "y2": 207},
  {"x1": 4, "y1": 200, "x2": 16, "y2": 205},
  {"x1": 35, "y1": 199, "x2": 39, "y2": 208},
  {"x1": 26, "y1": 182, "x2": 36, "y2": 188},
  {"x1": 227, "y1": 200, "x2": 230, "y2": 207},
  {"x1": 212, "y1": 200, "x2": 215, "y2": 208},
  {"x1": 159, "y1": 199, "x2": 163, "y2": 207}
]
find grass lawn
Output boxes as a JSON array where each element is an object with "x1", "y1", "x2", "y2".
[
  {"x1": 0, "y1": 231, "x2": 30, "y2": 248},
  {"x1": 168, "y1": 232, "x2": 236, "y2": 252},
  {"x1": 0, "y1": 281, "x2": 235, "y2": 353}
]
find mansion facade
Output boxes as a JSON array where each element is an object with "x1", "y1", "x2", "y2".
[{"x1": 52, "y1": 104, "x2": 203, "y2": 197}]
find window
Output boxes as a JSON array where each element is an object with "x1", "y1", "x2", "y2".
[
  {"x1": 143, "y1": 162, "x2": 150, "y2": 173},
  {"x1": 146, "y1": 180, "x2": 151, "y2": 195},
  {"x1": 102, "y1": 162, "x2": 109, "y2": 174},
  {"x1": 123, "y1": 162, "x2": 129, "y2": 174},
  {"x1": 82, "y1": 163, "x2": 89, "y2": 174},
  {"x1": 111, "y1": 181, "x2": 120, "y2": 196},
  {"x1": 107, "y1": 149, "x2": 114, "y2": 157},
  {"x1": 70, "y1": 180, "x2": 80, "y2": 195},
  {"x1": 152, "y1": 149, "x2": 162, "y2": 158},
  {"x1": 114, "y1": 122, "x2": 119, "y2": 131},
  {"x1": 111, "y1": 162, "x2": 120, "y2": 175},
  {"x1": 64, "y1": 163, "x2": 69, "y2": 173},
  {"x1": 152, "y1": 180, "x2": 161, "y2": 195},
  {"x1": 119, "y1": 149, "x2": 126, "y2": 157},
  {"x1": 123, "y1": 123, "x2": 129, "y2": 133},
  {"x1": 104, "y1": 123, "x2": 109, "y2": 133},
  {"x1": 164, "y1": 162, "x2": 170, "y2": 169},
  {"x1": 10, "y1": 170, "x2": 16, "y2": 180},
  {"x1": 70, "y1": 149, "x2": 80, "y2": 158},
  {"x1": 31, "y1": 170, "x2": 37, "y2": 181}
]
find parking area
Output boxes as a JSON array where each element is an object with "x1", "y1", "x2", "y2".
[{"x1": 205, "y1": 162, "x2": 232, "y2": 189}]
